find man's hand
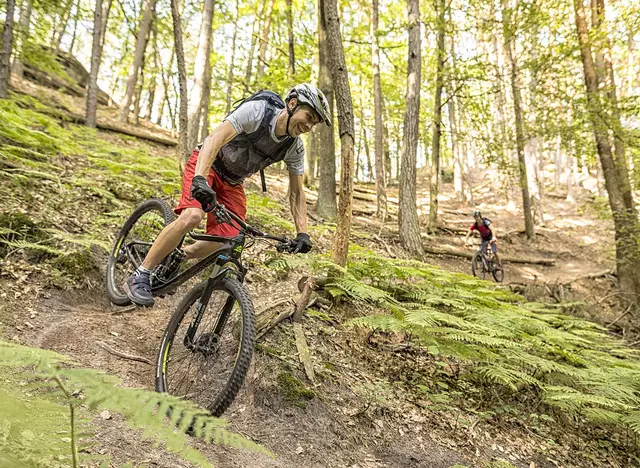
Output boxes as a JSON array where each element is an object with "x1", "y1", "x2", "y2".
[
  {"x1": 190, "y1": 175, "x2": 216, "y2": 209},
  {"x1": 292, "y1": 233, "x2": 312, "y2": 253}
]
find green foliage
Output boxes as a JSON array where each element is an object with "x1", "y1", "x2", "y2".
[
  {"x1": 0, "y1": 340, "x2": 269, "y2": 467},
  {"x1": 295, "y1": 248, "x2": 640, "y2": 443},
  {"x1": 0, "y1": 94, "x2": 178, "y2": 284}
]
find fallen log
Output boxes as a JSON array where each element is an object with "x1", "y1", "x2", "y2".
[{"x1": 422, "y1": 244, "x2": 556, "y2": 265}]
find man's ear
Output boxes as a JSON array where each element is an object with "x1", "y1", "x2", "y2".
[{"x1": 288, "y1": 97, "x2": 298, "y2": 110}]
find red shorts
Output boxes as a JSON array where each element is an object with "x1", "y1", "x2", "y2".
[{"x1": 175, "y1": 149, "x2": 246, "y2": 237}]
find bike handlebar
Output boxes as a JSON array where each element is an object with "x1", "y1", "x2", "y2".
[{"x1": 201, "y1": 201, "x2": 294, "y2": 249}]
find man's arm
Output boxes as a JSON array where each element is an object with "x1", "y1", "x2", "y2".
[
  {"x1": 465, "y1": 225, "x2": 477, "y2": 246},
  {"x1": 194, "y1": 120, "x2": 238, "y2": 177},
  {"x1": 288, "y1": 172, "x2": 308, "y2": 234}
]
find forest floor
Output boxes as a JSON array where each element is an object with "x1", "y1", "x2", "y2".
[{"x1": 0, "y1": 77, "x2": 636, "y2": 468}]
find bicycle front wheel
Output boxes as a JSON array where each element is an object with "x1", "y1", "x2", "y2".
[
  {"x1": 155, "y1": 278, "x2": 255, "y2": 417},
  {"x1": 492, "y1": 265, "x2": 504, "y2": 283},
  {"x1": 471, "y1": 253, "x2": 486, "y2": 280}
]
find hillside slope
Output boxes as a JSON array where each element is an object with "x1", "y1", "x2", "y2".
[{"x1": 1, "y1": 81, "x2": 639, "y2": 468}]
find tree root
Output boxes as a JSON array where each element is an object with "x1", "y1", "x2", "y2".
[{"x1": 96, "y1": 341, "x2": 152, "y2": 365}]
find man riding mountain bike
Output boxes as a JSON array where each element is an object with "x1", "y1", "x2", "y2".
[
  {"x1": 465, "y1": 210, "x2": 502, "y2": 270},
  {"x1": 124, "y1": 83, "x2": 332, "y2": 307}
]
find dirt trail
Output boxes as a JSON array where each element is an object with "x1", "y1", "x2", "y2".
[{"x1": 7, "y1": 278, "x2": 472, "y2": 468}]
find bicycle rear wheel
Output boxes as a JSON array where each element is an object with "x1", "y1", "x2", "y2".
[
  {"x1": 155, "y1": 278, "x2": 255, "y2": 417},
  {"x1": 106, "y1": 199, "x2": 175, "y2": 306},
  {"x1": 471, "y1": 253, "x2": 486, "y2": 280}
]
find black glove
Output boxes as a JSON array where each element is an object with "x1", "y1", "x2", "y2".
[
  {"x1": 190, "y1": 175, "x2": 216, "y2": 209},
  {"x1": 292, "y1": 233, "x2": 312, "y2": 254}
]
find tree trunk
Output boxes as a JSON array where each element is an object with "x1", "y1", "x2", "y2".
[
  {"x1": 573, "y1": 0, "x2": 640, "y2": 299},
  {"x1": 85, "y1": 0, "x2": 104, "y2": 127},
  {"x1": 171, "y1": 0, "x2": 189, "y2": 168},
  {"x1": 186, "y1": 0, "x2": 214, "y2": 150},
  {"x1": 323, "y1": 0, "x2": 355, "y2": 267},
  {"x1": 97, "y1": 0, "x2": 114, "y2": 64},
  {"x1": 398, "y1": 0, "x2": 424, "y2": 256},
  {"x1": 382, "y1": 97, "x2": 392, "y2": 183},
  {"x1": 52, "y1": 0, "x2": 74, "y2": 49},
  {"x1": 428, "y1": 0, "x2": 445, "y2": 233},
  {"x1": 199, "y1": 57, "x2": 212, "y2": 141},
  {"x1": 68, "y1": 0, "x2": 80, "y2": 55},
  {"x1": 315, "y1": 0, "x2": 337, "y2": 219},
  {"x1": 502, "y1": 0, "x2": 535, "y2": 240},
  {"x1": 305, "y1": 129, "x2": 318, "y2": 185},
  {"x1": 364, "y1": 127, "x2": 372, "y2": 182},
  {"x1": 449, "y1": 90, "x2": 463, "y2": 200},
  {"x1": 244, "y1": 0, "x2": 267, "y2": 92},
  {"x1": 132, "y1": 57, "x2": 145, "y2": 125},
  {"x1": 287, "y1": 0, "x2": 295, "y2": 77},
  {"x1": 118, "y1": 0, "x2": 158, "y2": 123},
  {"x1": 11, "y1": 0, "x2": 32, "y2": 80},
  {"x1": 256, "y1": 0, "x2": 276, "y2": 81},
  {"x1": 372, "y1": 0, "x2": 387, "y2": 219},
  {"x1": 592, "y1": 0, "x2": 634, "y2": 212},
  {"x1": 155, "y1": 46, "x2": 174, "y2": 126},
  {"x1": 145, "y1": 26, "x2": 158, "y2": 120},
  {"x1": 225, "y1": 0, "x2": 241, "y2": 114},
  {"x1": 0, "y1": 0, "x2": 17, "y2": 98}
]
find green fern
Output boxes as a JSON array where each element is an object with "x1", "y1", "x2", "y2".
[
  {"x1": 304, "y1": 247, "x2": 640, "y2": 442},
  {"x1": 0, "y1": 340, "x2": 269, "y2": 467}
]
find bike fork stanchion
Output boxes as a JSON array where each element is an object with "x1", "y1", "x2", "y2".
[{"x1": 184, "y1": 273, "x2": 217, "y2": 346}]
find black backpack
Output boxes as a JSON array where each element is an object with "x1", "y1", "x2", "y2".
[{"x1": 227, "y1": 90, "x2": 292, "y2": 192}]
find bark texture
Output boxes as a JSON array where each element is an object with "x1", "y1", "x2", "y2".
[
  {"x1": 85, "y1": 0, "x2": 104, "y2": 128},
  {"x1": 256, "y1": 0, "x2": 277, "y2": 81},
  {"x1": 315, "y1": 0, "x2": 338, "y2": 219},
  {"x1": 323, "y1": 0, "x2": 355, "y2": 267},
  {"x1": 171, "y1": 0, "x2": 189, "y2": 168},
  {"x1": 372, "y1": 0, "x2": 387, "y2": 220},
  {"x1": 573, "y1": 0, "x2": 640, "y2": 300},
  {"x1": 11, "y1": 0, "x2": 32, "y2": 80},
  {"x1": 0, "y1": 0, "x2": 17, "y2": 98},
  {"x1": 187, "y1": 0, "x2": 214, "y2": 150},
  {"x1": 225, "y1": 0, "x2": 241, "y2": 114},
  {"x1": 502, "y1": 0, "x2": 535, "y2": 240},
  {"x1": 244, "y1": 0, "x2": 267, "y2": 92},
  {"x1": 118, "y1": 0, "x2": 158, "y2": 123},
  {"x1": 398, "y1": 0, "x2": 424, "y2": 256},
  {"x1": 287, "y1": 0, "x2": 295, "y2": 76},
  {"x1": 428, "y1": 0, "x2": 445, "y2": 232}
]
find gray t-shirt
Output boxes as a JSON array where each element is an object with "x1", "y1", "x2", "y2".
[{"x1": 224, "y1": 100, "x2": 305, "y2": 175}]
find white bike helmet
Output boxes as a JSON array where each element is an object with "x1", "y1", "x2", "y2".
[{"x1": 285, "y1": 83, "x2": 332, "y2": 129}]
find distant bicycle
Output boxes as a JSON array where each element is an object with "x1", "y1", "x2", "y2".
[{"x1": 471, "y1": 242, "x2": 504, "y2": 282}]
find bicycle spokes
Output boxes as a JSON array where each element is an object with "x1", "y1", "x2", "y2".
[{"x1": 163, "y1": 289, "x2": 243, "y2": 408}]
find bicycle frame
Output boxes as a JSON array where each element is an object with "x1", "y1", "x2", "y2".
[{"x1": 151, "y1": 233, "x2": 247, "y2": 296}]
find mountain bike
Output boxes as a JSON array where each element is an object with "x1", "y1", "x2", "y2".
[
  {"x1": 471, "y1": 242, "x2": 504, "y2": 283},
  {"x1": 105, "y1": 198, "x2": 296, "y2": 416}
]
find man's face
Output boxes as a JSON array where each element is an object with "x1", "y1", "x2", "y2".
[
  {"x1": 474, "y1": 214, "x2": 482, "y2": 223},
  {"x1": 287, "y1": 100, "x2": 322, "y2": 137}
]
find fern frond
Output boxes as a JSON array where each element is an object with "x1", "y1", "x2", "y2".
[{"x1": 0, "y1": 340, "x2": 269, "y2": 467}]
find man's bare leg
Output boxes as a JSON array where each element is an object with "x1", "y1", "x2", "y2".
[
  {"x1": 184, "y1": 240, "x2": 222, "y2": 260},
  {"x1": 141, "y1": 208, "x2": 205, "y2": 270},
  {"x1": 126, "y1": 207, "x2": 204, "y2": 306}
]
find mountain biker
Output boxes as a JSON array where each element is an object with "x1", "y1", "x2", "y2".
[
  {"x1": 124, "y1": 84, "x2": 332, "y2": 307},
  {"x1": 465, "y1": 210, "x2": 502, "y2": 270}
]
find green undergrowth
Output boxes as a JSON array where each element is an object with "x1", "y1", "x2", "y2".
[
  {"x1": 267, "y1": 247, "x2": 640, "y2": 455},
  {"x1": 0, "y1": 94, "x2": 179, "y2": 285},
  {"x1": 0, "y1": 340, "x2": 267, "y2": 467}
]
